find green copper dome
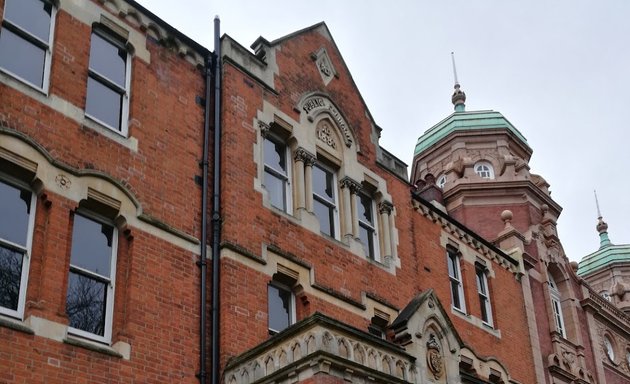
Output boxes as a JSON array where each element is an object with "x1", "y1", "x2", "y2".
[
  {"x1": 414, "y1": 110, "x2": 529, "y2": 156},
  {"x1": 577, "y1": 219, "x2": 630, "y2": 276},
  {"x1": 577, "y1": 243, "x2": 630, "y2": 276}
]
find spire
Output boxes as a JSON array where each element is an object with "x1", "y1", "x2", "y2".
[
  {"x1": 594, "y1": 190, "x2": 612, "y2": 248},
  {"x1": 451, "y1": 52, "x2": 466, "y2": 112}
]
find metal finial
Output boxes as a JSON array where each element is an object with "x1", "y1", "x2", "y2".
[
  {"x1": 451, "y1": 52, "x2": 459, "y2": 87},
  {"x1": 594, "y1": 190, "x2": 602, "y2": 219}
]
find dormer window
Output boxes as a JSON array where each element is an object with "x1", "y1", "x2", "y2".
[{"x1": 474, "y1": 162, "x2": 494, "y2": 179}]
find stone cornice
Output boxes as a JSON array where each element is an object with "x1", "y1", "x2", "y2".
[
  {"x1": 581, "y1": 284, "x2": 630, "y2": 335},
  {"x1": 444, "y1": 180, "x2": 562, "y2": 216},
  {"x1": 412, "y1": 195, "x2": 520, "y2": 275}
]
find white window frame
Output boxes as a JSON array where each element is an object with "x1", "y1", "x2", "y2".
[
  {"x1": 84, "y1": 29, "x2": 131, "y2": 136},
  {"x1": 263, "y1": 135, "x2": 292, "y2": 214},
  {"x1": 312, "y1": 163, "x2": 340, "y2": 239},
  {"x1": 66, "y1": 211, "x2": 118, "y2": 344},
  {"x1": 474, "y1": 162, "x2": 494, "y2": 179},
  {"x1": 357, "y1": 192, "x2": 379, "y2": 262},
  {"x1": 0, "y1": 177, "x2": 36, "y2": 319},
  {"x1": 476, "y1": 266, "x2": 493, "y2": 326},
  {"x1": 0, "y1": 0, "x2": 56, "y2": 93},
  {"x1": 267, "y1": 282, "x2": 295, "y2": 336},
  {"x1": 548, "y1": 275, "x2": 566, "y2": 338},
  {"x1": 447, "y1": 249, "x2": 466, "y2": 313}
]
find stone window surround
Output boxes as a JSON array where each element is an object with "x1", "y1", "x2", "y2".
[
  {"x1": 0, "y1": 148, "x2": 132, "y2": 356},
  {"x1": 0, "y1": 0, "x2": 57, "y2": 94},
  {"x1": 547, "y1": 273, "x2": 567, "y2": 339},
  {"x1": 255, "y1": 101, "x2": 398, "y2": 271},
  {"x1": 0, "y1": 134, "x2": 202, "y2": 359},
  {"x1": 439, "y1": 234, "x2": 501, "y2": 337},
  {"x1": 65, "y1": 209, "x2": 119, "y2": 344},
  {"x1": 262, "y1": 132, "x2": 292, "y2": 214},
  {"x1": 475, "y1": 262, "x2": 493, "y2": 327}
]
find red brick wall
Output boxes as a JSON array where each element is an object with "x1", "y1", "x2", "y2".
[
  {"x1": 0, "y1": 1, "x2": 207, "y2": 382},
  {"x1": 219, "y1": 27, "x2": 537, "y2": 384}
]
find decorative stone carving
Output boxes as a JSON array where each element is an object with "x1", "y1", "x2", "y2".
[
  {"x1": 316, "y1": 120, "x2": 337, "y2": 149},
  {"x1": 426, "y1": 333, "x2": 444, "y2": 379},
  {"x1": 294, "y1": 147, "x2": 316, "y2": 166},
  {"x1": 311, "y1": 48, "x2": 336, "y2": 86},
  {"x1": 55, "y1": 174, "x2": 71, "y2": 190},
  {"x1": 258, "y1": 120, "x2": 271, "y2": 137},
  {"x1": 298, "y1": 94, "x2": 353, "y2": 148},
  {"x1": 379, "y1": 201, "x2": 394, "y2": 215},
  {"x1": 340, "y1": 177, "x2": 362, "y2": 194}
]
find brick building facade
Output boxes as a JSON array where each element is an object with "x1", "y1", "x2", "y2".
[{"x1": 1, "y1": 1, "x2": 628, "y2": 383}]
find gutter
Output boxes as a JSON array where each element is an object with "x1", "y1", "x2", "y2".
[
  {"x1": 210, "y1": 16, "x2": 222, "y2": 384},
  {"x1": 198, "y1": 16, "x2": 221, "y2": 384}
]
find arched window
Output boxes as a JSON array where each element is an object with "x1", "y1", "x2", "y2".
[
  {"x1": 604, "y1": 335, "x2": 615, "y2": 362},
  {"x1": 474, "y1": 162, "x2": 494, "y2": 179},
  {"x1": 437, "y1": 175, "x2": 446, "y2": 189},
  {"x1": 548, "y1": 275, "x2": 566, "y2": 337}
]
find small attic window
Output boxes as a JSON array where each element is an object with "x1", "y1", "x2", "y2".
[{"x1": 474, "y1": 162, "x2": 494, "y2": 179}]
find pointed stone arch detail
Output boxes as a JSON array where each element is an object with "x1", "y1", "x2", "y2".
[{"x1": 295, "y1": 92, "x2": 356, "y2": 149}]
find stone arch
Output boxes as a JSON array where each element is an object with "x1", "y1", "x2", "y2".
[
  {"x1": 296, "y1": 92, "x2": 358, "y2": 152},
  {"x1": 264, "y1": 355, "x2": 275, "y2": 374},
  {"x1": 338, "y1": 338, "x2": 349, "y2": 358},
  {"x1": 240, "y1": 368, "x2": 250, "y2": 384},
  {"x1": 306, "y1": 334, "x2": 317, "y2": 354},
  {"x1": 367, "y1": 349, "x2": 378, "y2": 369},
  {"x1": 278, "y1": 349, "x2": 288, "y2": 366},
  {"x1": 395, "y1": 360, "x2": 406, "y2": 379},
  {"x1": 381, "y1": 356, "x2": 391, "y2": 375},
  {"x1": 252, "y1": 362, "x2": 263, "y2": 381},
  {"x1": 353, "y1": 343, "x2": 366, "y2": 364},
  {"x1": 291, "y1": 342, "x2": 302, "y2": 361}
]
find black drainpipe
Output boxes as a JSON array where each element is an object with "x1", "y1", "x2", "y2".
[
  {"x1": 210, "y1": 16, "x2": 222, "y2": 384},
  {"x1": 198, "y1": 16, "x2": 220, "y2": 384}
]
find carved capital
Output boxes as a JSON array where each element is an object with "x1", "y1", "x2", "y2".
[
  {"x1": 294, "y1": 147, "x2": 316, "y2": 166},
  {"x1": 379, "y1": 201, "x2": 394, "y2": 215},
  {"x1": 258, "y1": 120, "x2": 271, "y2": 138},
  {"x1": 340, "y1": 177, "x2": 362, "y2": 194}
]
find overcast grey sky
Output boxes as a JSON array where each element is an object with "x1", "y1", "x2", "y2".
[{"x1": 137, "y1": 0, "x2": 630, "y2": 262}]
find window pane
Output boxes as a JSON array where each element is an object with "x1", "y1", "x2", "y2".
[
  {"x1": 0, "y1": 28, "x2": 46, "y2": 87},
  {"x1": 451, "y1": 281, "x2": 461, "y2": 309},
  {"x1": 447, "y1": 253, "x2": 457, "y2": 278},
  {"x1": 358, "y1": 195, "x2": 374, "y2": 225},
  {"x1": 86, "y1": 77, "x2": 123, "y2": 130},
  {"x1": 0, "y1": 181, "x2": 32, "y2": 246},
  {"x1": 264, "y1": 138, "x2": 286, "y2": 175},
  {"x1": 268, "y1": 285, "x2": 290, "y2": 332},
  {"x1": 70, "y1": 214, "x2": 113, "y2": 278},
  {"x1": 312, "y1": 165, "x2": 334, "y2": 201},
  {"x1": 480, "y1": 294, "x2": 489, "y2": 321},
  {"x1": 66, "y1": 271, "x2": 107, "y2": 336},
  {"x1": 5, "y1": 0, "x2": 52, "y2": 42},
  {"x1": 264, "y1": 171, "x2": 286, "y2": 211},
  {"x1": 359, "y1": 225, "x2": 374, "y2": 258},
  {"x1": 0, "y1": 246, "x2": 24, "y2": 311},
  {"x1": 89, "y1": 33, "x2": 126, "y2": 87},
  {"x1": 314, "y1": 199, "x2": 334, "y2": 237}
]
